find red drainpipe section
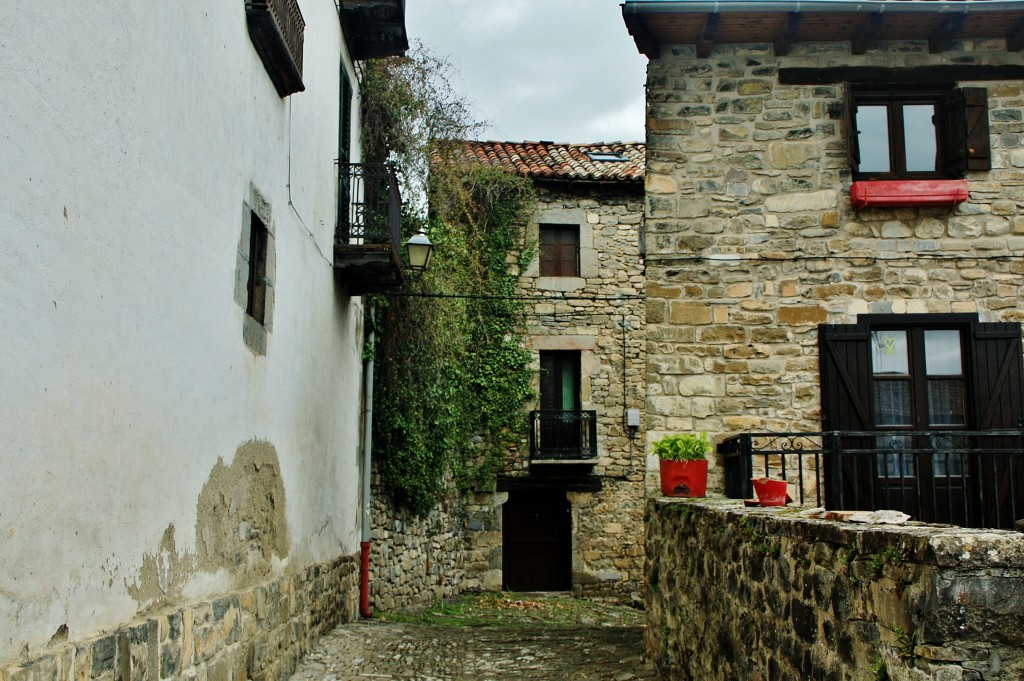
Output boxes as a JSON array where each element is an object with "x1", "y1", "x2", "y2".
[{"x1": 360, "y1": 540, "x2": 372, "y2": 618}]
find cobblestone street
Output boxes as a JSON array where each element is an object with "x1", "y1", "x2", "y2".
[{"x1": 287, "y1": 595, "x2": 657, "y2": 680}]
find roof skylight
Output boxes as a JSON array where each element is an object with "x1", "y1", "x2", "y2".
[{"x1": 585, "y1": 151, "x2": 628, "y2": 162}]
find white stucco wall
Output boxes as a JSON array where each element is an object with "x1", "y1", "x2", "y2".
[{"x1": 0, "y1": 1, "x2": 365, "y2": 663}]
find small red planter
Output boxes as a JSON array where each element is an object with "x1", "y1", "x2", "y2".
[
  {"x1": 850, "y1": 180, "x2": 968, "y2": 210},
  {"x1": 752, "y1": 478, "x2": 788, "y2": 507},
  {"x1": 659, "y1": 459, "x2": 709, "y2": 498}
]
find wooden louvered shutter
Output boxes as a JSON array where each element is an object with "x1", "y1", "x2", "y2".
[{"x1": 819, "y1": 323, "x2": 873, "y2": 510}]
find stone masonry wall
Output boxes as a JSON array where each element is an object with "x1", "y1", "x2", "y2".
[
  {"x1": 646, "y1": 498, "x2": 1024, "y2": 680},
  {"x1": 369, "y1": 485, "x2": 504, "y2": 611},
  {"x1": 644, "y1": 39, "x2": 1024, "y2": 489},
  {"x1": 0, "y1": 554, "x2": 358, "y2": 681},
  {"x1": 507, "y1": 183, "x2": 650, "y2": 599}
]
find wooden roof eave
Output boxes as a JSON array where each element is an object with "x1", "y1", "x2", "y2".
[{"x1": 622, "y1": 1, "x2": 1024, "y2": 57}]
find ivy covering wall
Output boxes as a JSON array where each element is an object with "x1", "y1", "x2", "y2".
[{"x1": 359, "y1": 47, "x2": 535, "y2": 516}]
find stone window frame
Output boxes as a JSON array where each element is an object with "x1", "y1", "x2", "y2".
[
  {"x1": 235, "y1": 186, "x2": 276, "y2": 355},
  {"x1": 529, "y1": 336, "x2": 598, "y2": 411},
  {"x1": 525, "y1": 207, "x2": 596, "y2": 292}
]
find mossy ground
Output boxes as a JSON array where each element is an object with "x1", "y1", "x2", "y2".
[{"x1": 379, "y1": 591, "x2": 646, "y2": 629}]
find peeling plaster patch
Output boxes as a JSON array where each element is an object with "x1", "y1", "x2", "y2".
[
  {"x1": 46, "y1": 624, "x2": 68, "y2": 646},
  {"x1": 126, "y1": 524, "x2": 194, "y2": 609},
  {"x1": 195, "y1": 440, "x2": 288, "y2": 583}
]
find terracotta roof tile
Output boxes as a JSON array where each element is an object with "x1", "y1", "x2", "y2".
[{"x1": 457, "y1": 141, "x2": 645, "y2": 182}]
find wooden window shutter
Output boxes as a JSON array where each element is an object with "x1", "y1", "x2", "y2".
[
  {"x1": 540, "y1": 226, "x2": 579, "y2": 277},
  {"x1": 818, "y1": 323, "x2": 874, "y2": 511},
  {"x1": 843, "y1": 83, "x2": 859, "y2": 173},
  {"x1": 339, "y1": 69, "x2": 352, "y2": 165},
  {"x1": 818, "y1": 324, "x2": 873, "y2": 431},
  {"x1": 941, "y1": 88, "x2": 968, "y2": 177},
  {"x1": 962, "y1": 87, "x2": 991, "y2": 171},
  {"x1": 970, "y1": 322, "x2": 1024, "y2": 429},
  {"x1": 338, "y1": 67, "x2": 353, "y2": 238},
  {"x1": 942, "y1": 87, "x2": 990, "y2": 176}
]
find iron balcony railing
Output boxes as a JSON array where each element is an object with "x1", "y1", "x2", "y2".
[
  {"x1": 529, "y1": 410, "x2": 598, "y2": 462},
  {"x1": 338, "y1": 163, "x2": 402, "y2": 247},
  {"x1": 720, "y1": 430, "x2": 1024, "y2": 530}
]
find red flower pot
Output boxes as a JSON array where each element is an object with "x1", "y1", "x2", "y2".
[
  {"x1": 659, "y1": 459, "x2": 708, "y2": 498},
  {"x1": 752, "y1": 478, "x2": 788, "y2": 506}
]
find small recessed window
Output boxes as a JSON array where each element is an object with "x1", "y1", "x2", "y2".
[
  {"x1": 540, "y1": 225, "x2": 579, "y2": 277},
  {"x1": 585, "y1": 151, "x2": 627, "y2": 162},
  {"x1": 247, "y1": 212, "x2": 269, "y2": 325}
]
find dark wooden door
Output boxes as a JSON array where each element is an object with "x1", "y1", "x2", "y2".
[{"x1": 502, "y1": 490, "x2": 572, "y2": 592}]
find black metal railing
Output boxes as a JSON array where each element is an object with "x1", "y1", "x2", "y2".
[
  {"x1": 338, "y1": 163, "x2": 402, "y2": 247},
  {"x1": 529, "y1": 410, "x2": 598, "y2": 461},
  {"x1": 721, "y1": 430, "x2": 1024, "y2": 530}
]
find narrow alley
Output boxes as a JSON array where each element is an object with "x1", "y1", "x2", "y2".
[{"x1": 286, "y1": 594, "x2": 656, "y2": 681}]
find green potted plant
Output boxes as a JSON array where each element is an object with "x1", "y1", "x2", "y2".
[{"x1": 653, "y1": 433, "x2": 711, "y2": 498}]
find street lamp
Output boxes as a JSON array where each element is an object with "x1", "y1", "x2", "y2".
[{"x1": 405, "y1": 228, "x2": 433, "y2": 277}]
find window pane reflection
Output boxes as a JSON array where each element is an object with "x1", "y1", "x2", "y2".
[
  {"x1": 874, "y1": 381, "x2": 912, "y2": 426},
  {"x1": 903, "y1": 104, "x2": 938, "y2": 172},
  {"x1": 872, "y1": 330, "x2": 908, "y2": 375},
  {"x1": 927, "y1": 380, "x2": 965, "y2": 426},
  {"x1": 876, "y1": 434, "x2": 914, "y2": 477},
  {"x1": 924, "y1": 330, "x2": 962, "y2": 375},
  {"x1": 857, "y1": 105, "x2": 890, "y2": 173}
]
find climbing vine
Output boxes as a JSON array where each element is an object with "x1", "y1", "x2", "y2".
[{"x1": 359, "y1": 45, "x2": 535, "y2": 516}]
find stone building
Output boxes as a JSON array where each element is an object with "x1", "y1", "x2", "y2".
[
  {"x1": 455, "y1": 141, "x2": 649, "y2": 599},
  {"x1": 1, "y1": 2, "x2": 412, "y2": 678},
  {"x1": 623, "y1": 0, "x2": 1024, "y2": 528}
]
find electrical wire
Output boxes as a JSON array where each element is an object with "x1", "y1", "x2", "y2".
[
  {"x1": 384, "y1": 291, "x2": 645, "y2": 302},
  {"x1": 287, "y1": 97, "x2": 333, "y2": 268},
  {"x1": 647, "y1": 252, "x2": 1024, "y2": 265}
]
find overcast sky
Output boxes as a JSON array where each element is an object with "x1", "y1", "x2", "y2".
[{"x1": 406, "y1": 0, "x2": 648, "y2": 145}]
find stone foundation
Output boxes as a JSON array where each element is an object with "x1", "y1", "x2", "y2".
[
  {"x1": 646, "y1": 498, "x2": 1024, "y2": 680},
  {"x1": 0, "y1": 555, "x2": 358, "y2": 681}
]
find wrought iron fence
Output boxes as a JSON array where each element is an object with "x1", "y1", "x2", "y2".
[
  {"x1": 720, "y1": 430, "x2": 1024, "y2": 530},
  {"x1": 338, "y1": 163, "x2": 401, "y2": 246},
  {"x1": 529, "y1": 410, "x2": 598, "y2": 461}
]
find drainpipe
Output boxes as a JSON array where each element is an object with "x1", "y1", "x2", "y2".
[{"x1": 359, "y1": 302, "x2": 375, "y2": 619}]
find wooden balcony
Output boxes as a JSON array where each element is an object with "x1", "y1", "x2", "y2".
[
  {"x1": 245, "y1": 0, "x2": 305, "y2": 97},
  {"x1": 334, "y1": 163, "x2": 404, "y2": 295},
  {"x1": 337, "y1": 0, "x2": 409, "y2": 60}
]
